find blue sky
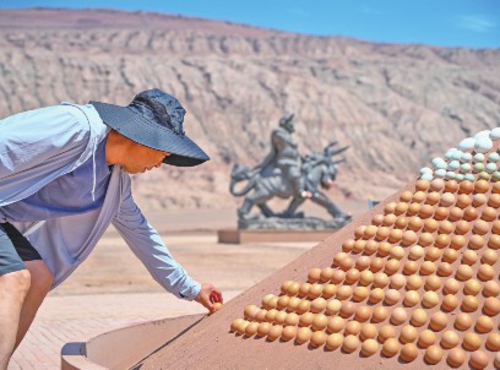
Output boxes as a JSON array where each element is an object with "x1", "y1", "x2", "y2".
[{"x1": 1, "y1": 0, "x2": 499, "y2": 48}]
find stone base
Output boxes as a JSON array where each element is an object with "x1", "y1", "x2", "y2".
[
  {"x1": 237, "y1": 215, "x2": 349, "y2": 231},
  {"x1": 217, "y1": 229, "x2": 338, "y2": 244}
]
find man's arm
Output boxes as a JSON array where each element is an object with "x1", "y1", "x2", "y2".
[{"x1": 111, "y1": 186, "x2": 222, "y2": 310}]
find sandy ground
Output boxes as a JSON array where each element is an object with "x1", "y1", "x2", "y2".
[{"x1": 10, "y1": 200, "x2": 367, "y2": 369}]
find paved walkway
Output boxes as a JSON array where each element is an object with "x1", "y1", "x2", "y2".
[{"x1": 9, "y1": 290, "x2": 240, "y2": 369}]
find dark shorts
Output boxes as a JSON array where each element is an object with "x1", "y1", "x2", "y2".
[{"x1": 0, "y1": 222, "x2": 42, "y2": 275}]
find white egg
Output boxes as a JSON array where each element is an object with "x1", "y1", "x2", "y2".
[
  {"x1": 420, "y1": 167, "x2": 433, "y2": 174},
  {"x1": 421, "y1": 173, "x2": 434, "y2": 181},
  {"x1": 474, "y1": 153, "x2": 485, "y2": 163},
  {"x1": 475, "y1": 138, "x2": 493, "y2": 153},
  {"x1": 486, "y1": 163, "x2": 497, "y2": 173},
  {"x1": 458, "y1": 137, "x2": 475, "y2": 150},
  {"x1": 451, "y1": 150, "x2": 463, "y2": 160},
  {"x1": 464, "y1": 173, "x2": 475, "y2": 181},
  {"x1": 488, "y1": 152, "x2": 500, "y2": 162},
  {"x1": 445, "y1": 171, "x2": 456, "y2": 179},
  {"x1": 455, "y1": 173, "x2": 464, "y2": 181},
  {"x1": 435, "y1": 169, "x2": 446, "y2": 178},
  {"x1": 474, "y1": 130, "x2": 491, "y2": 140},
  {"x1": 460, "y1": 153, "x2": 472, "y2": 163},
  {"x1": 489, "y1": 127, "x2": 500, "y2": 140},
  {"x1": 448, "y1": 160, "x2": 460, "y2": 170},
  {"x1": 460, "y1": 163, "x2": 472, "y2": 173}
]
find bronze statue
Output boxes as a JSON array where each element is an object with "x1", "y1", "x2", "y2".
[{"x1": 230, "y1": 114, "x2": 351, "y2": 229}]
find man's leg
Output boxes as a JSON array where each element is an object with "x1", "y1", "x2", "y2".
[
  {"x1": 15, "y1": 260, "x2": 53, "y2": 349},
  {"x1": 0, "y1": 269, "x2": 31, "y2": 370}
]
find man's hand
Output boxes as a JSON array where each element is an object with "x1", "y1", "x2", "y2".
[{"x1": 195, "y1": 283, "x2": 223, "y2": 313}]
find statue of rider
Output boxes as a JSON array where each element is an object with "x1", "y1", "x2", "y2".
[{"x1": 253, "y1": 114, "x2": 312, "y2": 199}]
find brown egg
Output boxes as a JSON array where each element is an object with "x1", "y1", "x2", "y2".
[
  {"x1": 353, "y1": 286, "x2": 369, "y2": 302},
  {"x1": 489, "y1": 234, "x2": 500, "y2": 249},
  {"x1": 378, "y1": 325, "x2": 397, "y2": 343},
  {"x1": 284, "y1": 312, "x2": 300, "y2": 326},
  {"x1": 407, "y1": 275, "x2": 424, "y2": 290},
  {"x1": 464, "y1": 207, "x2": 480, "y2": 222},
  {"x1": 288, "y1": 297, "x2": 302, "y2": 312},
  {"x1": 493, "y1": 182, "x2": 500, "y2": 194},
  {"x1": 308, "y1": 284, "x2": 324, "y2": 299},
  {"x1": 342, "y1": 239, "x2": 355, "y2": 252},
  {"x1": 478, "y1": 264, "x2": 495, "y2": 281},
  {"x1": 429, "y1": 311, "x2": 448, "y2": 331},
  {"x1": 483, "y1": 280, "x2": 500, "y2": 297},
  {"x1": 440, "y1": 192, "x2": 456, "y2": 207},
  {"x1": 495, "y1": 353, "x2": 500, "y2": 370},
  {"x1": 243, "y1": 322, "x2": 260, "y2": 337},
  {"x1": 362, "y1": 240, "x2": 378, "y2": 255},
  {"x1": 408, "y1": 246, "x2": 424, "y2": 261},
  {"x1": 454, "y1": 313, "x2": 473, "y2": 331},
  {"x1": 298, "y1": 283, "x2": 310, "y2": 298},
  {"x1": 463, "y1": 332, "x2": 481, "y2": 351},
  {"x1": 462, "y1": 295, "x2": 479, "y2": 312},
  {"x1": 265, "y1": 309, "x2": 279, "y2": 323},
  {"x1": 360, "y1": 323, "x2": 378, "y2": 341},
  {"x1": 425, "y1": 345, "x2": 443, "y2": 365},
  {"x1": 443, "y1": 278, "x2": 460, "y2": 295},
  {"x1": 295, "y1": 327, "x2": 312, "y2": 345},
  {"x1": 447, "y1": 347, "x2": 467, "y2": 368},
  {"x1": 390, "y1": 274, "x2": 407, "y2": 289},
  {"x1": 281, "y1": 326, "x2": 298, "y2": 342},
  {"x1": 469, "y1": 235, "x2": 485, "y2": 251},
  {"x1": 345, "y1": 320, "x2": 362, "y2": 335},
  {"x1": 459, "y1": 180, "x2": 474, "y2": 194},
  {"x1": 372, "y1": 214, "x2": 385, "y2": 226},
  {"x1": 369, "y1": 288, "x2": 385, "y2": 304},
  {"x1": 308, "y1": 268, "x2": 322, "y2": 283},
  {"x1": 481, "y1": 206, "x2": 497, "y2": 221},
  {"x1": 339, "y1": 256, "x2": 354, "y2": 271},
  {"x1": 299, "y1": 312, "x2": 315, "y2": 327},
  {"x1": 339, "y1": 301, "x2": 356, "y2": 318},
  {"x1": 486, "y1": 332, "x2": 500, "y2": 351},
  {"x1": 475, "y1": 179, "x2": 490, "y2": 194},
  {"x1": 377, "y1": 243, "x2": 392, "y2": 258},
  {"x1": 473, "y1": 193, "x2": 488, "y2": 207},
  {"x1": 416, "y1": 179, "x2": 430, "y2": 191},
  {"x1": 449, "y1": 206, "x2": 464, "y2": 221},
  {"x1": 390, "y1": 307, "x2": 408, "y2": 325},
  {"x1": 256, "y1": 322, "x2": 272, "y2": 337},
  {"x1": 430, "y1": 178, "x2": 445, "y2": 192},
  {"x1": 287, "y1": 281, "x2": 301, "y2": 296},
  {"x1": 441, "y1": 330, "x2": 460, "y2": 348},
  {"x1": 403, "y1": 261, "x2": 419, "y2": 275},
  {"x1": 262, "y1": 294, "x2": 277, "y2": 308},
  {"x1": 443, "y1": 248, "x2": 459, "y2": 263},
  {"x1": 355, "y1": 225, "x2": 367, "y2": 239},
  {"x1": 310, "y1": 330, "x2": 328, "y2": 348},
  {"x1": 320, "y1": 267, "x2": 335, "y2": 282},
  {"x1": 325, "y1": 333, "x2": 343, "y2": 351},
  {"x1": 404, "y1": 291, "x2": 420, "y2": 307},
  {"x1": 410, "y1": 308, "x2": 428, "y2": 327},
  {"x1": 393, "y1": 216, "x2": 407, "y2": 230},
  {"x1": 325, "y1": 299, "x2": 341, "y2": 316},
  {"x1": 400, "y1": 343, "x2": 418, "y2": 363},
  {"x1": 333, "y1": 252, "x2": 348, "y2": 266},
  {"x1": 420, "y1": 261, "x2": 437, "y2": 276},
  {"x1": 475, "y1": 315, "x2": 494, "y2": 333},
  {"x1": 489, "y1": 193, "x2": 500, "y2": 208},
  {"x1": 383, "y1": 214, "x2": 397, "y2": 227},
  {"x1": 310, "y1": 297, "x2": 327, "y2": 313},
  {"x1": 382, "y1": 338, "x2": 400, "y2": 357},
  {"x1": 384, "y1": 259, "x2": 400, "y2": 276},
  {"x1": 463, "y1": 250, "x2": 479, "y2": 266},
  {"x1": 400, "y1": 325, "x2": 418, "y2": 344},
  {"x1": 372, "y1": 306, "x2": 390, "y2": 323},
  {"x1": 470, "y1": 350, "x2": 489, "y2": 370},
  {"x1": 359, "y1": 270, "x2": 374, "y2": 286},
  {"x1": 296, "y1": 300, "x2": 311, "y2": 314},
  {"x1": 361, "y1": 339, "x2": 379, "y2": 357},
  {"x1": 244, "y1": 304, "x2": 260, "y2": 319},
  {"x1": 336, "y1": 286, "x2": 353, "y2": 300},
  {"x1": 413, "y1": 191, "x2": 427, "y2": 203},
  {"x1": 481, "y1": 248, "x2": 498, "y2": 265},
  {"x1": 389, "y1": 229, "x2": 403, "y2": 243},
  {"x1": 384, "y1": 202, "x2": 397, "y2": 214},
  {"x1": 457, "y1": 265, "x2": 474, "y2": 281},
  {"x1": 326, "y1": 316, "x2": 344, "y2": 333},
  {"x1": 457, "y1": 194, "x2": 473, "y2": 209},
  {"x1": 354, "y1": 240, "x2": 367, "y2": 253},
  {"x1": 395, "y1": 202, "x2": 409, "y2": 215},
  {"x1": 483, "y1": 297, "x2": 500, "y2": 316},
  {"x1": 426, "y1": 191, "x2": 441, "y2": 205},
  {"x1": 384, "y1": 289, "x2": 401, "y2": 305},
  {"x1": 355, "y1": 306, "x2": 373, "y2": 322},
  {"x1": 425, "y1": 275, "x2": 442, "y2": 291},
  {"x1": 230, "y1": 318, "x2": 245, "y2": 333},
  {"x1": 419, "y1": 232, "x2": 435, "y2": 246},
  {"x1": 442, "y1": 294, "x2": 459, "y2": 312},
  {"x1": 322, "y1": 284, "x2": 337, "y2": 299},
  {"x1": 331, "y1": 270, "x2": 345, "y2": 284},
  {"x1": 277, "y1": 295, "x2": 290, "y2": 310},
  {"x1": 445, "y1": 179, "x2": 459, "y2": 193},
  {"x1": 343, "y1": 335, "x2": 360, "y2": 353},
  {"x1": 364, "y1": 225, "x2": 379, "y2": 239},
  {"x1": 473, "y1": 220, "x2": 490, "y2": 235},
  {"x1": 418, "y1": 329, "x2": 436, "y2": 348},
  {"x1": 437, "y1": 262, "x2": 454, "y2": 277},
  {"x1": 451, "y1": 235, "x2": 467, "y2": 250},
  {"x1": 408, "y1": 216, "x2": 423, "y2": 231},
  {"x1": 255, "y1": 309, "x2": 268, "y2": 322},
  {"x1": 345, "y1": 269, "x2": 361, "y2": 284},
  {"x1": 312, "y1": 314, "x2": 329, "y2": 331},
  {"x1": 439, "y1": 220, "x2": 455, "y2": 234},
  {"x1": 425, "y1": 247, "x2": 442, "y2": 262},
  {"x1": 435, "y1": 234, "x2": 451, "y2": 249},
  {"x1": 419, "y1": 204, "x2": 435, "y2": 219},
  {"x1": 434, "y1": 207, "x2": 450, "y2": 220},
  {"x1": 373, "y1": 272, "x2": 390, "y2": 288},
  {"x1": 401, "y1": 230, "x2": 417, "y2": 246},
  {"x1": 407, "y1": 202, "x2": 421, "y2": 216}
]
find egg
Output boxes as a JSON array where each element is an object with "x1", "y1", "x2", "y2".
[
  {"x1": 369, "y1": 288, "x2": 385, "y2": 304},
  {"x1": 406, "y1": 275, "x2": 423, "y2": 290},
  {"x1": 409, "y1": 245, "x2": 424, "y2": 261},
  {"x1": 425, "y1": 247, "x2": 442, "y2": 262},
  {"x1": 364, "y1": 240, "x2": 379, "y2": 255},
  {"x1": 372, "y1": 306, "x2": 389, "y2": 323},
  {"x1": 463, "y1": 332, "x2": 482, "y2": 351},
  {"x1": 373, "y1": 272, "x2": 390, "y2": 288},
  {"x1": 443, "y1": 249, "x2": 459, "y2": 264},
  {"x1": 426, "y1": 191, "x2": 441, "y2": 205},
  {"x1": 339, "y1": 256, "x2": 354, "y2": 271},
  {"x1": 457, "y1": 194, "x2": 473, "y2": 208},
  {"x1": 256, "y1": 322, "x2": 272, "y2": 337},
  {"x1": 483, "y1": 280, "x2": 500, "y2": 297},
  {"x1": 295, "y1": 327, "x2": 312, "y2": 345},
  {"x1": 481, "y1": 249, "x2": 498, "y2": 265},
  {"x1": 475, "y1": 315, "x2": 494, "y2": 333},
  {"x1": 296, "y1": 300, "x2": 311, "y2": 314},
  {"x1": 360, "y1": 323, "x2": 378, "y2": 341},
  {"x1": 333, "y1": 252, "x2": 348, "y2": 266},
  {"x1": 277, "y1": 295, "x2": 290, "y2": 310},
  {"x1": 441, "y1": 330, "x2": 460, "y2": 348},
  {"x1": 331, "y1": 270, "x2": 345, "y2": 284},
  {"x1": 287, "y1": 297, "x2": 301, "y2": 312},
  {"x1": 308, "y1": 284, "x2": 324, "y2": 300},
  {"x1": 451, "y1": 235, "x2": 467, "y2": 250},
  {"x1": 410, "y1": 309, "x2": 428, "y2": 327},
  {"x1": 345, "y1": 320, "x2": 362, "y2": 336},
  {"x1": 495, "y1": 353, "x2": 500, "y2": 370},
  {"x1": 378, "y1": 325, "x2": 396, "y2": 343},
  {"x1": 473, "y1": 220, "x2": 490, "y2": 235},
  {"x1": 383, "y1": 214, "x2": 397, "y2": 226},
  {"x1": 382, "y1": 338, "x2": 400, "y2": 357},
  {"x1": 400, "y1": 325, "x2": 418, "y2": 344},
  {"x1": 430, "y1": 311, "x2": 448, "y2": 331},
  {"x1": 372, "y1": 214, "x2": 386, "y2": 227},
  {"x1": 324, "y1": 333, "x2": 343, "y2": 351},
  {"x1": 469, "y1": 235, "x2": 485, "y2": 251},
  {"x1": 442, "y1": 294, "x2": 459, "y2": 312},
  {"x1": 281, "y1": 326, "x2": 297, "y2": 342},
  {"x1": 390, "y1": 307, "x2": 408, "y2": 325},
  {"x1": 434, "y1": 207, "x2": 449, "y2": 220},
  {"x1": 416, "y1": 179, "x2": 430, "y2": 191},
  {"x1": 478, "y1": 264, "x2": 495, "y2": 281},
  {"x1": 230, "y1": 318, "x2": 245, "y2": 333},
  {"x1": 340, "y1": 239, "x2": 353, "y2": 253},
  {"x1": 308, "y1": 268, "x2": 322, "y2": 283},
  {"x1": 287, "y1": 281, "x2": 301, "y2": 296},
  {"x1": 473, "y1": 194, "x2": 488, "y2": 208},
  {"x1": 355, "y1": 306, "x2": 373, "y2": 322},
  {"x1": 447, "y1": 347, "x2": 467, "y2": 368},
  {"x1": 412, "y1": 190, "x2": 427, "y2": 203},
  {"x1": 459, "y1": 180, "x2": 474, "y2": 193},
  {"x1": 425, "y1": 345, "x2": 444, "y2": 365},
  {"x1": 384, "y1": 260, "x2": 400, "y2": 276},
  {"x1": 326, "y1": 299, "x2": 342, "y2": 315},
  {"x1": 310, "y1": 330, "x2": 328, "y2": 348},
  {"x1": 390, "y1": 274, "x2": 407, "y2": 289},
  {"x1": 486, "y1": 332, "x2": 500, "y2": 351},
  {"x1": 311, "y1": 313, "x2": 328, "y2": 331},
  {"x1": 255, "y1": 309, "x2": 268, "y2": 322},
  {"x1": 395, "y1": 202, "x2": 409, "y2": 215},
  {"x1": 298, "y1": 283, "x2": 310, "y2": 298},
  {"x1": 464, "y1": 207, "x2": 480, "y2": 222},
  {"x1": 430, "y1": 178, "x2": 445, "y2": 191},
  {"x1": 420, "y1": 261, "x2": 437, "y2": 276},
  {"x1": 403, "y1": 261, "x2": 419, "y2": 275},
  {"x1": 274, "y1": 311, "x2": 288, "y2": 325},
  {"x1": 321, "y1": 284, "x2": 337, "y2": 299},
  {"x1": 389, "y1": 229, "x2": 403, "y2": 243},
  {"x1": 244, "y1": 304, "x2": 260, "y2": 319},
  {"x1": 419, "y1": 204, "x2": 435, "y2": 219},
  {"x1": 394, "y1": 216, "x2": 409, "y2": 229},
  {"x1": 475, "y1": 179, "x2": 491, "y2": 193},
  {"x1": 343, "y1": 335, "x2": 360, "y2": 353},
  {"x1": 284, "y1": 312, "x2": 300, "y2": 326},
  {"x1": 481, "y1": 206, "x2": 497, "y2": 221},
  {"x1": 456, "y1": 265, "x2": 474, "y2": 281},
  {"x1": 244, "y1": 322, "x2": 260, "y2": 337},
  {"x1": 469, "y1": 350, "x2": 489, "y2": 370},
  {"x1": 376, "y1": 243, "x2": 391, "y2": 258},
  {"x1": 418, "y1": 329, "x2": 436, "y2": 348},
  {"x1": 419, "y1": 232, "x2": 434, "y2": 246},
  {"x1": 354, "y1": 225, "x2": 367, "y2": 239},
  {"x1": 384, "y1": 289, "x2": 401, "y2": 306},
  {"x1": 439, "y1": 220, "x2": 455, "y2": 234},
  {"x1": 400, "y1": 343, "x2": 418, "y2": 362},
  {"x1": 454, "y1": 313, "x2": 473, "y2": 331},
  {"x1": 345, "y1": 269, "x2": 361, "y2": 284},
  {"x1": 435, "y1": 234, "x2": 451, "y2": 249},
  {"x1": 299, "y1": 312, "x2": 315, "y2": 327},
  {"x1": 359, "y1": 270, "x2": 374, "y2": 286},
  {"x1": 407, "y1": 203, "x2": 421, "y2": 216},
  {"x1": 489, "y1": 234, "x2": 500, "y2": 249},
  {"x1": 437, "y1": 262, "x2": 453, "y2": 277},
  {"x1": 404, "y1": 291, "x2": 420, "y2": 307},
  {"x1": 483, "y1": 297, "x2": 500, "y2": 316},
  {"x1": 448, "y1": 207, "x2": 463, "y2": 221},
  {"x1": 462, "y1": 295, "x2": 479, "y2": 312},
  {"x1": 339, "y1": 301, "x2": 356, "y2": 318},
  {"x1": 463, "y1": 250, "x2": 479, "y2": 266},
  {"x1": 425, "y1": 275, "x2": 442, "y2": 291},
  {"x1": 408, "y1": 217, "x2": 423, "y2": 231},
  {"x1": 326, "y1": 316, "x2": 345, "y2": 333},
  {"x1": 336, "y1": 285, "x2": 353, "y2": 301}
]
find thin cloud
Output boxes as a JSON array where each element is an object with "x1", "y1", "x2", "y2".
[
  {"x1": 458, "y1": 14, "x2": 497, "y2": 33},
  {"x1": 360, "y1": 6, "x2": 384, "y2": 16}
]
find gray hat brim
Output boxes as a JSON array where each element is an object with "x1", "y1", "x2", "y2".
[{"x1": 91, "y1": 102, "x2": 210, "y2": 167}]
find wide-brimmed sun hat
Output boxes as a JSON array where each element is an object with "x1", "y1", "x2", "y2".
[{"x1": 90, "y1": 88, "x2": 210, "y2": 167}]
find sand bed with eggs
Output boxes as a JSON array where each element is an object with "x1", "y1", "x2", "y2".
[{"x1": 135, "y1": 132, "x2": 499, "y2": 370}]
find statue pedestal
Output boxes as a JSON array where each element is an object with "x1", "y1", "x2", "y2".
[{"x1": 217, "y1": 229, "x2": 338, "y2": 244}]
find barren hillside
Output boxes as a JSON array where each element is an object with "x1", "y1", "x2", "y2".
[{"x1": 1, "y1": 8, "x2": 499, "y2": 213}]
